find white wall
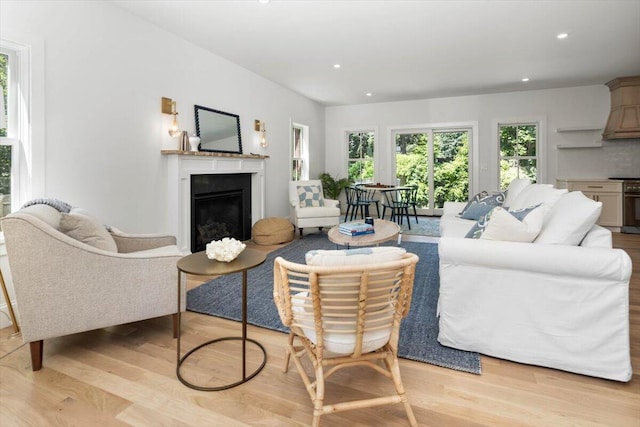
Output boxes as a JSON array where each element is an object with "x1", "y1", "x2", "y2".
[
  {"x1": 1, "y1": 0, "x2": 325, "y2": 232},
  {"x1": 0, "y1": 0, "x2": 326, "y2": 329},
  {"x1": 326, "y1": 85, "x2": 640, "y2": 193}
]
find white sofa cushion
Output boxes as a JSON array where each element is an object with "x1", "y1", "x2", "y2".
[
  {"x1": 479, "y1": 206, "x2": 546, "y2": 243},
  {"x1": 508, "y1": 184, "x2": 567, "y2": 211},
  {"x1": 59, "y1": 212, "x2": 118, "y2": 252},
  {"x1": 503, "y1": 178, "x2": 531, "y2": 209},
  {"x1": 292, "y1": 293, "x2": 392, "y2": 355},
  {"x1": 580, "y1": 225, "x2": 612, "y2": 248},
  {"x1": 305, "y1": 246, "x2": 406, "y2": 266},
  {"x1": 535, "y1": 191, "x2": 602, "y2": 245},
  {"x1": 294, "y1": 205, "x2": 341, "y2": 218}
]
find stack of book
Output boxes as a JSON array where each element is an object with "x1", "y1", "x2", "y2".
[{"x1": 339, "y1": 221, "x2": 375, "y2": 236}]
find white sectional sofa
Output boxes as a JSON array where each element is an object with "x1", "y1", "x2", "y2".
[{"x1": 437, "y1": 180, "x2": 633, "y2": 381}]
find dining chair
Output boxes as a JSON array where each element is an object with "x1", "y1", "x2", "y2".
[
  {"x1": 406, "y1": 184, "x2": 419, "y2": 224},
  {"x1": 343, "y1": 186, "x2": 370, "y2": 221},
  {"x1": 381, "y1": 188, "x2": 413, "y2": 229},
  {"x1": 355, "y1": 183, "x2": 381, "y2": 218}
]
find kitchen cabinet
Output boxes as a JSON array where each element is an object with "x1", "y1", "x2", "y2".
[{"x1": 556, "y1": 179, "x2": 623, "y2": 229}]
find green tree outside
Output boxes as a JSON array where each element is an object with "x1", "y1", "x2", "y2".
[
  {"x1": 499, "y1": 124, "x2": 537, "y2": 189},
  {"x1": 395, "y1": 131, "x2": 469, "y2": 209},
  {"x1": 0, "y1": 52, "x2": 11, "y2": 211},
  {"x1": 347, "y1": 131, "x2": 374, "y2": 183}
]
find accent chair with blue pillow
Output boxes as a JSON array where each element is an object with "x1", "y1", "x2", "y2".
[{"x1": 288, "y1": 179, "x2": 341, "y2": 237}]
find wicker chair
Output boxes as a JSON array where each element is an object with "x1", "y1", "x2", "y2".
[{"x1": 273, "y1": 252, "x2": 419, "y2": 426}]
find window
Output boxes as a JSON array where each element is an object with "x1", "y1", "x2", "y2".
[
  {"x1": 498, "y1": 123, "x2": 538, "y2": 188},
  {"x1": 291, "y1": 122, "x2": 308, "y2": 181},
  {"x1": 0, "y1": 37, "x2": 39, "y2": 224},
  {"x1": 0, "y1": 48, "x2": 14, "y2": 220},
  {"x1": 347, "y1": 131, "x2": 374, "y2": 183}
]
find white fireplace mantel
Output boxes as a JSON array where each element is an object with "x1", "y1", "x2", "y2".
[{"x1": 162, "y1": 150, "x2": 267, "y2": 253}]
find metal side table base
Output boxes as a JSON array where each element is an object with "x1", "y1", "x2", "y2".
[{"x1": 176, "y1": 249, "x2": 268, "y2": 391}]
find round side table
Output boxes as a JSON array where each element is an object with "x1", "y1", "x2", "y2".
[{"x1": 176, "y1": 248, "x2": 267, "y2": 391}]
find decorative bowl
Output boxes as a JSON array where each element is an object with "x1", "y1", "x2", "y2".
[{"x1": 206, "y1": 237, "x2": 246, "y2": 262}]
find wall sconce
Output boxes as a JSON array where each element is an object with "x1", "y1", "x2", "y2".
[
  {"x1": 255, "y1": 119, "x2": 267, "y2": 148},
  {"x1": 162, "y1": 97, "x2": 181, "y2": 137}
]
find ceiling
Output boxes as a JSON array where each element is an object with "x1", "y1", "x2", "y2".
[{"x1": 111, "y1": 0, "x2": 640, "y2": 106}]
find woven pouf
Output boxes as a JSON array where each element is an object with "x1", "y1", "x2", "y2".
[{"x1": 252, "y1": 217, "x2": 295, "y2": 245}]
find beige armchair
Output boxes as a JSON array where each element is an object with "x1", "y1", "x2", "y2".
[
  {"x1": 288, "y1": 180, "x2": 341, "y2": 237},
  {"x1": 1, "y1": 203, "x2": 185, "y2": 371}
]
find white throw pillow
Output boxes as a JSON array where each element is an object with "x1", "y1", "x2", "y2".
[
  {"x1": 508, "y1": 184, "x2": 567, "y2": 211},
  {"x1": 479, "y1": 206, "x2": 546, "y2": 243},
  {"x1": 503, "y1": 178, "x2": 531, "y2": 209},
  {"x1": 59, "y1": 212, "x2": 118, "y2": 252},
  {"x1": 535, "y1": 191, "x2": 602, "y2": 245}
]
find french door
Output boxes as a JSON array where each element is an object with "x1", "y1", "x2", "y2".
[{"x1": 392, "y1": 128, "x2": 471, "y2": 216}]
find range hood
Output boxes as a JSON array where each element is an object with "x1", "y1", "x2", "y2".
[{"x1": 602, "y1": 75, "x2": 640, "y2": 140}]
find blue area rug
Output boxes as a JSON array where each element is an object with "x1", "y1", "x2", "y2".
[
  {"x1": 187, "y1": 233, "x2": 480, "y2": 374},
  {"x1": 400, "y1": 216, "x2": 440, "y2": 236}
]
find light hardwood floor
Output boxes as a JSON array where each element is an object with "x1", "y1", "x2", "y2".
[{"x1": 1, "y1": 233, "x2": 638, "y2": 426}]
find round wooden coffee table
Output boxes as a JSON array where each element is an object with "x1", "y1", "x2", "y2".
[{"x1": 328, "y1": 219, "x2": 402, "y2": 248}]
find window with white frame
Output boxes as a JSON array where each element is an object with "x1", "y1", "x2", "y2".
[
  {"x1": 291, "y1": 122, "x2": 309, "y2": 181},
  {"x1": 498, "y1": 122, "x2": 538, "y2": 188},
  {"x1": 0, "y1": 47, "x2": 15, "y2": 220},
  {"x1": 347, "y1": 130, "x2": 374, "y2": 183}
]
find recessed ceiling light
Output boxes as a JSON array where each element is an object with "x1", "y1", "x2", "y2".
[
  {"x1": 557, "y1": 33, "x2": 569, "y2": 39},
  {"x1": 366, "y1": 93, "x2": 373, "y2": 97},
  {"x1": 521, "y1": 77, "x2": 530, "y2": 82},
  {"x1": 333, "y1": 64, "x2": 341, "y2": 69}
]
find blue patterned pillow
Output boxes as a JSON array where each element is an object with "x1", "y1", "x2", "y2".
[
  {"x1": 508, "y1": 204, "x2": 541, "y2": 221},
  {"x1": 465, "y1": 208, "x2": 497, "y2": 239},
  {"x1": 460, "y1": 192, "x2": 505, "y2": 220},
  {"x1": 21, "y1": 198, "x2": 72, "y2": 213},
  {"x1": 459, "y1": 191, "x2": 488, "y2": 215},
  {"x1": 297, "y1": 185, "x2": 325, "y2": 207}
]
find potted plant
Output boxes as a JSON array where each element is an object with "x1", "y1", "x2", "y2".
[{"x1": 319, "y1": 172, "x2": 351, "y2": 200}]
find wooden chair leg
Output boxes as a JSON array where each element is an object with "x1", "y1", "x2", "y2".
[
  {"x1": 283, "y1": 332, "x2": 295, "y2": 373},
  {"x1": 172, "y1": 313, "x2": 179, "y2": 338},
  {"x1": 387, "y1": 354, "x2": 417, "y2": 427},
  {"x1": 30, "y1": 340, "x2": 43, "y2": 371},
  {"x1": 312, "y1": 364, "x2": 325, "y2": 427}
]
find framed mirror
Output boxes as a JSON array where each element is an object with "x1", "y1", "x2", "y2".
[{"x1": 194, "y1": 105, "x2": 243, "y2": 154}]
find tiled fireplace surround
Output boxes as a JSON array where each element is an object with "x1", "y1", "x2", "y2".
[{"x1": 163, "y1": 151, "x2": 267, "y2": 253}]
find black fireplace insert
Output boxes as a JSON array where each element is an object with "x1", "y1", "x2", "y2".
[{"x1": 190, "y1": 173, "x2": 252, "y2": 252}]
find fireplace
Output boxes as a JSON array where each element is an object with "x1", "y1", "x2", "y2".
[
  {"x1": 163, "y1": 151, "x2": 266, "y2": 253},
  {"x1": 191, "y1": 173, "x2": 252, "y2": 253}
]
